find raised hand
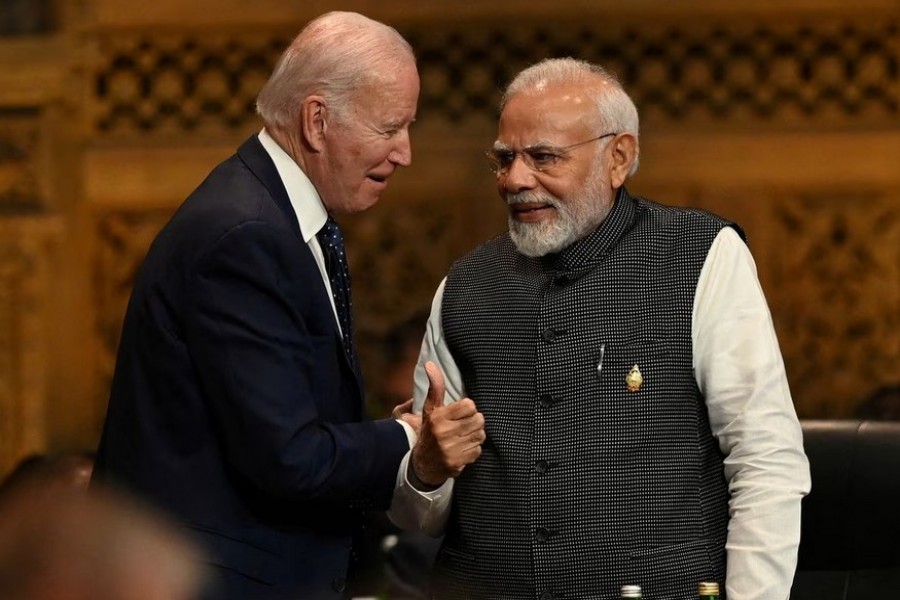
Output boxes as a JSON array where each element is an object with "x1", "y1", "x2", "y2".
[{"x1": 410, "y1": 361, "x2": 486, "y2": 489}]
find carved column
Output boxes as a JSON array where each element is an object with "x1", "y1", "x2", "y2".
[{"x1": 0, "y1": 217, "x2": 61, "y2": 476}]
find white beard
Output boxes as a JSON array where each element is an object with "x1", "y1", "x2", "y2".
[
  {"x1": 508, "y1": 196, "x2": 580, "y2": 257},
  {"x1": 506, "y1": 174, "x2": 611, "y2": 257}
]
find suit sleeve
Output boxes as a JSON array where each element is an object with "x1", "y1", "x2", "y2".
[{"x1": 183, "y1": 219, "x2": 409, "y2": 509}]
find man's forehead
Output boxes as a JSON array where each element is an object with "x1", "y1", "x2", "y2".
[
  {"x1": 506, "y1": 82, "x2": 596, "y2": 111},
  {"x1": 498, "y1": 92, "x2": 596, "y2": 144}
]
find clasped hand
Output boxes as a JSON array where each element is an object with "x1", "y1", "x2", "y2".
[{"x1": 399, "y1": 361, "x2": 484, "y2": 489}]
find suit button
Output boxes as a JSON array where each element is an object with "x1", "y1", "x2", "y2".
[
  {"x1": 534, "y1": 459, "x2": 549, "y2": 473},
  {"x1": 331, "y1": 577, "x2": 346, "y2": 592},
  {"x1": 540, "y1": 592, "x2": 555, "y2": 600},
  {"x1": 538, "y1": 394, "x2": 555, "y2": 408},
  {"x1": 534, "y1": 527, "x2": 551, "y2": 542},
  {"x1": 541, "y1": 328, "x2": 558, "y2": 342}
]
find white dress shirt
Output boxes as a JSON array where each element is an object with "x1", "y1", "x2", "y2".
[
  {"x1": 388, "y1": 226, "x2": 811, "y2": 600},
  {"x1": 257, "y1": 129, "x2": 340, "y2": 330}
]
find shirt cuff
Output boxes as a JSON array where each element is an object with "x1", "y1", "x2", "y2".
[
  {"x1": 396, "y1": 418, "x2": 417, "y2": 449},
  {"x1": 387, "y1": 451, "x2": 453, "y2": 536}
]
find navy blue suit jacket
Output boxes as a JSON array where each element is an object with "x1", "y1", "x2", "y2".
[{"x1": 93, "y1": 135, "x2": 410, "y2": 599}]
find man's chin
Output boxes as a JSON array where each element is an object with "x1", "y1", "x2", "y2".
[
  {"x1": 336, "y1": 193, "x2": 381, "y2": 215},
  {"x1": 509, "y1": 221, "x2": 570, "y2": 257}
]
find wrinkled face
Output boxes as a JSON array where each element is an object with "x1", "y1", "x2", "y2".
[
  {"x1": 317, "y1": 60, "x2": 420, "y2": 215},
  {"x1": 495, "y1": 82, "x2": 618, "y2": 256}
]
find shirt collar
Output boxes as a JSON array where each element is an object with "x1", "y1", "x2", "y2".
[{"x1": 257, "y1": 128, "x2": 327, "y2": 242}]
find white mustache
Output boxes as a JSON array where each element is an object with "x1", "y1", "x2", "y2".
[{"x1": 506, "y1": 192, "x2": 560, "y2": 207}]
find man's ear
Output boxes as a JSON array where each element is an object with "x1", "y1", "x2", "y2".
[
  {"x1": 609, "y1": 133, "x2": 638, "y2": 188},
  {"x1": 300, "y1": 96, "x2": 328, "y2": 152}
]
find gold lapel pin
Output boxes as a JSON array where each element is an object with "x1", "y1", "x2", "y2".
[{"x1": 625, "y1": 364, "x2": 643, "y2": 392}]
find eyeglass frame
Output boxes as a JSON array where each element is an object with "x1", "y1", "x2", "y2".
[{"x1": 485, "y1": 132, "x2": 618, "y2": 176}]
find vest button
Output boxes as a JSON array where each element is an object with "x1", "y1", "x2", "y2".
[
  {"x1": 540, "y1": 592, "x2": 555, "y2": 600},
  {"x1": 331, "y1": 577, "x2": 346, "y2": 592},
  {"x1": 534, "y1": 527, "x2": 552, "y2": 542},
  {"x1": 538, "y1": 394, "x2": 555, "y2": 408},
  {"x1": 541, "y1": 328, "x2": 558, "y2": 342},
  {"x1": 534, "y1": 459, "x2": 549, "y2": 473}
]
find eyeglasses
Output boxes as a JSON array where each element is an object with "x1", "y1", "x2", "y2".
[{"x1": 485, "y1": 132, "x2": 618, "y2": 175}]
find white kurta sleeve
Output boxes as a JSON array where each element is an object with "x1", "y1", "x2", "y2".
[
  {"x1": 387, "y1": 278, "x2": 463, "y2": 535},
  {"x1": 693, "y1": 227, "x2": 811, "y2": 600}
]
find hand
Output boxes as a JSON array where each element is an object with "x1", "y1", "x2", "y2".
[
  {"x1": 392, "y1": 398, "x2": 422, "y2": 433},
  {"x1": 410, "y1": 361, "x2": 485, "y2": 488}
]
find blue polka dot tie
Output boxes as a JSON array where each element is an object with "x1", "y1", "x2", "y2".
[{"x1": 316, "y1": 217, "x2": 354, "y2": 363}]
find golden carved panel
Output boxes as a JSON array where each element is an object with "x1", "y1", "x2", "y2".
[
  {"x1": 0, "y1": 217, "x2": 62, "y2": 477},
  {"x1": 0, "y1": 110, "x2": 41, "y2": 210},
  {"x1": 411, "y1": 18, "x2": 900, "y2": 127},
  {"x1": 648, "y1": 183, "x2": 900, "y2": 418},
  {"x1": 90, "y1": 16, "x2": 899, "y2": 137},
  {"x1": 91, "y1": 32, "x2": 280, "y2": 137},
  {"x1": 763, "y1": 190, "x2": 899, "y2": 417},
  {"x1": 93, "y1": 210, "x2": 176, "y2": 390},
  {"x1": 60, "y1": 1, "x2": 900, "y2": 433}
]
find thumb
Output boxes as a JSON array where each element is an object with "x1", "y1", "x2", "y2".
[{"x1": 422, "y1": 361, "x2": 446, "y2": 417}]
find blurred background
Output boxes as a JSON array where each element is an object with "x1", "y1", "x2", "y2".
[{"x1": 0, "y1": 0, "x2": 897, "y2": 479}]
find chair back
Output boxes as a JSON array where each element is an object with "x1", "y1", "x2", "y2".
[{"x1": 791, "y1": 420, "x2": 900, "y2": 599}]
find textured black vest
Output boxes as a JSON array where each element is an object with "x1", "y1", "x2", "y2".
[{"x1": 436, "y1": 189, "x2": 743, "y2": 600}]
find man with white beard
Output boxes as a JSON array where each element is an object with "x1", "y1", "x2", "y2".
[{"x1": 390, "y1": 58, "x2": 810, "y2": 600}]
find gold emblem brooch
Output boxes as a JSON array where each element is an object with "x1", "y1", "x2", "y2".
[{"x1": 625, "y1": 364, "x2": 643, "y2": 392}]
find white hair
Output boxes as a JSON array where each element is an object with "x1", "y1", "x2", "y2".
[
  {"x1": 256, "y1": 11, "x2": 415, "y2": 128},
  {"x1": 502, "y1": 58, "x2": 641, "y2": 176}
]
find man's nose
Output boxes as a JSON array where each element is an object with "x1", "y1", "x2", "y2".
[
  {"x1": 500, "y1": 154, "x2": 538, "y2": 193},
  {"x1": 389, "y1": 130, "x2": 412, "y2": 166}
]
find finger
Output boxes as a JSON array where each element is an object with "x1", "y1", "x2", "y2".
[
  {"x1": 442, "y1": 398, "x2": 479, "y2": 420},
  {"x1": 391, "y1": 398, "x2": 414, "y2": 419},
  {"x1": 422, "y1": 361, "x2": 446, "y2": 417},
  {"x1": 447, "y1": 413, "x2": 485, "y2": 438}
]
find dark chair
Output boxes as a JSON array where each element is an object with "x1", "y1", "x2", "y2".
[{"x1": 791, "y1": 420, "x2": 900, "y2": 599}]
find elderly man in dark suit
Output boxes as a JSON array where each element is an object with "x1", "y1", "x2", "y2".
[{"x1": 92, "y1": 12, "x2": 481, "y2": 600}]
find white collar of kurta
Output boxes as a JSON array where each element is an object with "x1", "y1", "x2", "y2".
[{"x1": 257, "y1": 128, "x2": 327, "y2": 243}]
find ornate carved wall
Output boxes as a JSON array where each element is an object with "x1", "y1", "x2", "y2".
[
  {"x1": 0, "y1": 106, "x2": 63, "y2": 473},
  {"x1": 0, "y1": 0, "x2": 897, "y2": 477}
]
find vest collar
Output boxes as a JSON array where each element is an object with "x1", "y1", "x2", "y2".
[{"x1": 549, "y1": 186, "x2": 636, "y2": 277}]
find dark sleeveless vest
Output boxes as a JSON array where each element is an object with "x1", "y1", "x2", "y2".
[{"x1": 435, "y1": 189, "x2": 743, "y2": 600}]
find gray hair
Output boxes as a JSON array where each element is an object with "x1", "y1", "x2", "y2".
[
  {"x1": 256, "y1": 12, "x2": 415, "y2": 129},
  {"x1": 502, "y1": 58, "x2": 640, "y2": 176}
]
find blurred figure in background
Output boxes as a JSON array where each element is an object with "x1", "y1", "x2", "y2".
[
  {"x1": 0, "y1": 467, "x2": 207, "y2": 600},
  {"x1": 0, "y1": 452, "x2": 94, "y2": 496},
  {"x1": 856, "y1": 383, "x2": 900, "y2": 420}
]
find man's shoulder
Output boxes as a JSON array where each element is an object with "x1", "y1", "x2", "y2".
[
  {"x1": 455, "y1": 231, "x2": 517, "y2": 265},
  {"x1": 631, "y1": 194, "x2": 745, "y2": 240},
  {"x1": 146, "y1": 148, "x2": 300, "y2": 270}
]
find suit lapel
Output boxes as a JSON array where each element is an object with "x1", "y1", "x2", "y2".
[{"x1": 236, "y1": 134, "x2": 366, "y2": 407}]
